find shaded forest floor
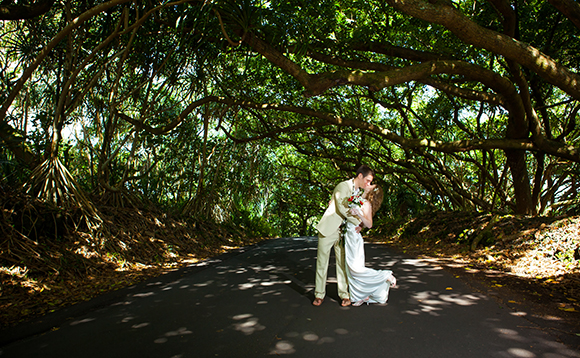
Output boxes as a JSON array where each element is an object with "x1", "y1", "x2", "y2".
[
  {"x1": 369, "y1": 211, "x2": 580, "y2": 342},
  {"x1": 1, "y1": 189, "x2": 579, "y2": 342}
]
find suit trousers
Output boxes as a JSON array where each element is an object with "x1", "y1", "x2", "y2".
[{"x1": 314, "y1": 228, "x2": 349, "y2": 300}]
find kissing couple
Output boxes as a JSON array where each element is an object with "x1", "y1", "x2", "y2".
[{"x1": 313, "y1": 165, "x2": 397, "y2": 307}]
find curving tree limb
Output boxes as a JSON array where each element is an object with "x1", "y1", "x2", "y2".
[
  {"x1": 0, "y1": 0, "x2": 55, "y2": 20},
  {"x1": 385, "y1": 0, "x2": 580, "y2": 100}
]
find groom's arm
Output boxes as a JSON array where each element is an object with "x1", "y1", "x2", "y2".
[
  {"x1": 333, "y1": 181, "x2": 361, "y2": 225},
  {"x1": 332, "y1": 181, "x2": 350, "y2": 219}
]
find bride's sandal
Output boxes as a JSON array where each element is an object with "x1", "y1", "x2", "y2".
[
  {"x1": 388, "y1": 275, "x2": 397, "y2": 288},
  {"x1": 352, "y1": 297, "x2": 370, "y2": 306}
]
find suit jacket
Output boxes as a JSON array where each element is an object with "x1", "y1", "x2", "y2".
[{"x1": 316, "y1": 179, "x2": 361, "y2": 237}]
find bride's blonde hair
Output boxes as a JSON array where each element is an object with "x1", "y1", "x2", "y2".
[{"x1": 367, "y1": 186, "x2": 384, "y2": 216}]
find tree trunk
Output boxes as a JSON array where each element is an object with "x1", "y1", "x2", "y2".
[
  {"x1": 531, "y1": 153, "x2": 545, "y2": 214},
  {"x1": 505, "y1": 149, "x2": 533, "y2": 214},
  {"x1": 0, "y1": 122, "x2": 38, "y2": 167}
]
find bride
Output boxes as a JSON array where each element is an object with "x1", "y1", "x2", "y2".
[{"x1": 344, "y1": 185, "x2": 397, "y2": 306}]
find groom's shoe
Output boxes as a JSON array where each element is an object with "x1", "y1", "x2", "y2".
[
  {"x1": 341, "y1": 298, "x2": 351, "y2": 307},
  {"x1": 312, "y1": 298, "x2": 324, "y2": 306}
]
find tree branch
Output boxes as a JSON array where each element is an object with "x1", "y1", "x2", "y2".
[
  {"x1": 0, "y1": 0, "x2": 134, "y2": 125},
  {"x1": 114, "y1": 96, "x2": 218, "y2": 135},
  {"x1": 548, "y1": 0, "x2": 580, "y2": 31},
  {"x1": 0, "y1": 0, "x2": 55, "y2": 20},
  {"x1": 386, "y1": 0, "x2": 580, "y2": 100},
  {"x1": 118, "y1": 96, "x2": 580, "y2": 162}
]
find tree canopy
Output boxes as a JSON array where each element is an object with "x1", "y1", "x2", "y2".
[{"x1": 1, "y1": 0, "x2": 579, "y2": 237}]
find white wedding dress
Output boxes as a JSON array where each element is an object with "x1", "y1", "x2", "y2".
[{"x1": 344, "y1": 221, "x2": 396, "y2": 305}]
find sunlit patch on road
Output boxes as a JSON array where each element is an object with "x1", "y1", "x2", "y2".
[
  {"x1": 154, "y1": 327, "x2": 192, "y2": 344},
  {"x1": 270, "y1": 340, "x2": 295, "y2": 355},
  {"x1": 405, "y1": 290, "x2": 484, "y2": 316},
  {"x1": 232, "y1": 313, "x2": 265, "y2": 335}
]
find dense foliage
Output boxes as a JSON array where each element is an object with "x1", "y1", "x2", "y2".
[{"x1": 1, "y1": 0, "x2": 580, "y2": 240}]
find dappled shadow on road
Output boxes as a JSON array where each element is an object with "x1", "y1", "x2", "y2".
[
  {"x1": 168, "y1": 237, "x2": 577, "y2": 357},
  {"x1": 106, "y1": 238, "x2": 580, "y2": 356},
  {"x1": 2, "y1": 237, "x2": 578, "y2": 358},
  {"x1": 371, "y1": 213, "x2": 580, "y2": 318}
]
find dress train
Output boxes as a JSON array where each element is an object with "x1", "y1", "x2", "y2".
[{"x1": 344, "y1": 222, "x2": 396, "y2": 305}]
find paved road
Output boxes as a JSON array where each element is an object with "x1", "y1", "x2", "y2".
[{"x1": 1, "y1": 237, "x2": 579, "y2": 357}]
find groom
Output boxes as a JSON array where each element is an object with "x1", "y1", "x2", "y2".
[{"x1": 313, "y1": 165, "x2": 374, "y2": 306}]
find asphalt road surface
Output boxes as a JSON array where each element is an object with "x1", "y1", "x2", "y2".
[{"x1": 1, "y1": 237, "x2": 579, "y2": 357}]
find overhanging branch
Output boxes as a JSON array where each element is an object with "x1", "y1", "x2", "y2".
[
  {"x1": 385, "y1": 0, "x2": 580, "y2": 100},
  {"x1": 0, "y1": 0, "x2": 55, "y2": 20},
  {"x1": 116, "y1": 96, "x2": 580, "y2": 162}
]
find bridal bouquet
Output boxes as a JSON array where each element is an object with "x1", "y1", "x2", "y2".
[
  {"x1": 340, "y1": 189, "x2": 365, "y2": 247},
  {"x1": 347, "y1": 189, "x2": 365, "y2": 207}
]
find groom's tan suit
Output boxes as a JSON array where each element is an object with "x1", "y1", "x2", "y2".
[{"x1": 315, "y1": 179, "x2": 361, "y2": 300}]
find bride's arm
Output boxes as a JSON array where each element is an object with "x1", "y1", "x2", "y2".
[{"x1": 351, "y1": 201, "x2": 373, "y2": 229}]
